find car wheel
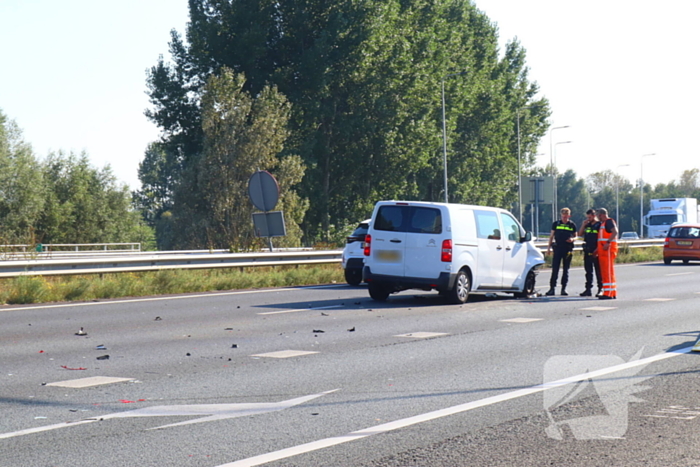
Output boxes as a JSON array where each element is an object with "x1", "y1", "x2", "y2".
[
  {"x1": 663, "y1": 258, "x2": 672, "y2": 265},
  {"x1": 448, "y1": 270, "x2": 470, "y2": 304},
  {"x1": 514, "y1": 268, "x2": 537, "y2": 298},
  {"x1": 344, "y1": 268, "x2": 362, "y2": 286},
  {"x1": 368, "y1": 282, "x2": 390, "y2": 301}
]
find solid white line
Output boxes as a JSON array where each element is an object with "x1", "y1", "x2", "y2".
[
  {"x1": 666, "y1": 272, "x2": 694, "y2": 276},
  {"x1": 216, "y1": 346, "x2": 694, "y2": 467},
  {"x1": 257, "y1": 305, "x2": 343, "y2": 315},
  {"x1": 0, "y1": 284, "x2": 345, "y2": 312}
]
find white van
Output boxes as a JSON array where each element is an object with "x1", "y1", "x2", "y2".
[{"x1": 362, "y1": 201, "x2": 544, "y2": 303}]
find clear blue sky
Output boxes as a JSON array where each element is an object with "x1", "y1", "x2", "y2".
[{"x1": 1, "y1": 1, "x2": 697, "y2": 190}]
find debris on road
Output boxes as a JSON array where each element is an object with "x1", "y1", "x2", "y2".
[
  {"x1": 312, "y1": 329, "x2": 325, "y2": 333},
  {"x1": 231, "y1": 344, "x2": 238, "y2": 349},
  {"x1": 60, "y1": 365, "x2": 87, "y2": 370},
  {"x1": 75, "y1": 327, "x2": 87, "y2": 336},
  {"x1": 154, "y1": 316, "x2": 162, "y2": 321},
  {"x1": 96, "y1": 355, "x2": 110, "y2": 360},
  {"x1": 348, "y1": 327, "x2": 355, "y2": 332},
  {"x1": 95, "y1": 345, "x2": 106, "y2": 350},
  {"x1": 321, "y1": 312, "x2": 329, "y2": 316}
]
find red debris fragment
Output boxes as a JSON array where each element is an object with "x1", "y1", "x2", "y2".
[{"x1": 60, "y1": 365, "x2": 87, "y2": 370}]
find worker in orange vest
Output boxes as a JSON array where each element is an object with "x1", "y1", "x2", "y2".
[{"x1": 595, "y1": 208, "x2": 618, "y2": 299}]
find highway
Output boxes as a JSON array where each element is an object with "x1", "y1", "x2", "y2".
[{"x1": 1, "y1": 261, "x2": 700, "y2": 466}]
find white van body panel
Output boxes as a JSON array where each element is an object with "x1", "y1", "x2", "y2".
[{"x1": 363, "y1": 201, "x2": 544, "y2": 301}]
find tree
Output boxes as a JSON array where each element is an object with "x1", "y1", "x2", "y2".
[
  {"x1": 0, "y1": 110, "x2": 45, "y2": 243},
  {"x1": 165, "y1": 68, "x2": 306, "y2": 250},
  {"x1": 143, "y1": 0, "x2": 550, "y2": 245},
  {"x1": 37, "y1": 151, "x2": 153, "y2": 245}
]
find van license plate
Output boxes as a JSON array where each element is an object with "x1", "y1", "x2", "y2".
[
  {"x1": 376, "y1": 250, "x2": 401, "y2": 262},
  {"x1": 676, "y1": 241, "x2": 693, "y2": 246}
]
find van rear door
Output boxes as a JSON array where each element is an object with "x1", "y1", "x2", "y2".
[
  {"x1": 403, "y1": 205, "x2": 446, "y2": 280},
  {"x1": 369, "y1": 204, "x2": 408, "y2": 277}
]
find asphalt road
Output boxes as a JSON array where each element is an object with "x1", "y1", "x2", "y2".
[{"x1": 1, "y1": 261, "x2": 700, "y2": 467}]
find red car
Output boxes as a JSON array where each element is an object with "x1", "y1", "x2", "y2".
[{"x1": 663, "y1": 223, "x2": 700, "y2": 264}]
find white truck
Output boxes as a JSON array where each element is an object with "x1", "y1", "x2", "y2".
[{"x1": 645, "y1": 198, "x2": 700, "y2": 238}]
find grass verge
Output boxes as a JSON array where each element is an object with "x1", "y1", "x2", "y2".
[{"x1": 0, "y1": 265, "x2": 345, "y2": 305}]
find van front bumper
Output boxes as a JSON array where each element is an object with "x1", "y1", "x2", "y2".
[{"x1": 362, "y1": 266, "x2": 455, "y2": 291}]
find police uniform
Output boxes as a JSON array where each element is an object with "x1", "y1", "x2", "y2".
[
  {"x1": 549, "y1": 219, "x2": 577, "y2": 293},
  {"x1": 581, "y1": 221, "x2": 603, "y2": 296}
]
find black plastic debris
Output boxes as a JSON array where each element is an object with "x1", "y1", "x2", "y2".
[
  {"x1": 347, "y1": 327, "x2": 355, "y2": 332},
  {"x1": 312, "y1": 329, "x2": 325, "y2": 333},
  {"x1": 75, "y1": 327, "x2": 87, "y2": 336},
  {"x1": 231, "y1": 344, "x2": 238, "y2": 349},
  {"x1": 96, "y1": 345, "x2": 106, "y2": 350},
  {"x1": 96, "y1": 355, "x2": 110, "y2": 360},
  {"x1": 321, "y1": 312, "x2": 329, "y2": 316},
  {"x1": 186, "y1": 353, "x2": 191, "y2": 356},
  {"x1": 154, "y1": 316, "x2": 162, "y2": 321},
  {"x1": 224, "y1": 328, "x2": 234, "y2": 331}
]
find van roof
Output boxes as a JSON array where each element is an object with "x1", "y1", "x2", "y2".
[{"x1": 375, "y1": 200, "x2": 508, "y2": 212}]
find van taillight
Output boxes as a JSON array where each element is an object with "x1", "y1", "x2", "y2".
[
  {"x1": 364, "y1": 234, "x2": 372, "y2": 256},
  {"x1": 441, "y1": 239, "x2": 452, "y2": 262}
]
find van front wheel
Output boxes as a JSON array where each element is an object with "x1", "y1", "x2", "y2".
[
  {"x1": 514, "y1": 269, "x2": 537, "y2": 298},
  {"x1": 368, "y1": 282, "x2": 390, "y2": 301},
  {"x1": 448, "y1": 270, "x2": 470, "y2": 304}
]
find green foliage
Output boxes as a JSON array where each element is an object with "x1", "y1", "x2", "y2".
[
  {"x1": 162, "y1": 68, "x2": 306, "y2": 249},
  {"x1": 0, "y1": 111, "x2": 46, "y2": 242},
  {"x1": 0, "y1": 109, "x2": 155, "y2": 247},
  {"x1": 36, "y1": 151, "x2": 153, "y2": 244},
  {"x1": 142, "y1": 0, "x2": 550, "y2": 245}
]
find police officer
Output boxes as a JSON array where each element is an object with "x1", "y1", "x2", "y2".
[
  {"x1": 546, "y1": 207, "x2": 577, "y2": 296},
  {"x1": 577, "y1": 209, "x2": 603, "y2": 297}
]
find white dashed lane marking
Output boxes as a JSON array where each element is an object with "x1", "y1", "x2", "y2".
[
  {"x1": 644, "y1": 298, "x2": 676, "y2": 302},
  {"x1": 250, "y1": 350, "x2": 319, "y2": 359},
  {"x1": 257, "y1": 305, "x2": 342, "y2": 315},
  {"x1": 46, "y1": 376, "x2": 134, "y2": 388},
  {"x1": 666, "y1": 272, "x2": 695, "y2": 276},
  {"x1": 500, "y1": 318, "x2": 543, "y2": 323},
  {"x1": 579, "y1": 307, "x2": 617, "y2": 311},
  {"x1": 394, "y1": 332, "x2": 449, "y2": 339}
]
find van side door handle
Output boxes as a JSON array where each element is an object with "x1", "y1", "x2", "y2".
[
  {"x1": 505, "y1": 246, "x2": 512, "y2": 251},
  {"x1": 496, "y1": 245, "x2": 503, "y2": 250},
  {"x1": 390, "y1": 239, "x2": 402, "y2": 243}
]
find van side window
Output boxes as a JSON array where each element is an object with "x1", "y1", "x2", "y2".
[
  {"x1": 475, "y1": 210, "x2": 501, "y2": 240},
  {"x1": 500, "y1": 213, "x2": 523, "y2": 242}
]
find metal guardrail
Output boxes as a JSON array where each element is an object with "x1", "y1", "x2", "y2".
[
  {"x1": 0, "y1": 239, "x2": 664, "y2": 279},
  {"x1": 0, "y1": 250, "x2": 343, "y2": 278},
  {"x1": 1, "y1": 243, "x2": 141, "y2": 254},
  {"x1": 533, "y1": 238, "x2": 664, "y2": 252}
]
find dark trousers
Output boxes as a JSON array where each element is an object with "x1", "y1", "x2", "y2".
[
  {"x1": 583, "y1": 252, "x2": 602, "y2": 290},
  {"x1": 550, "y1": 248, "x2": 573, "y2": 288}
]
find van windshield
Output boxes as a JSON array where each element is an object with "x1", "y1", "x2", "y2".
[{"x1": 375, "y1": 206, "x2": 442, "y2": 234}]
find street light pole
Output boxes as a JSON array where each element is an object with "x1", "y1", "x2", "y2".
[
  {"x1": 516, "y1": 105, "x2": 539, "y2": 224},
  {"x1": 615, "y1": 164, "x2": 630, "y2": 223},
  {"x1": 549, "y1": 125, "x2": 570, "y2": 221},
  {"x1": 553, "y1": 140, "x2": 572, "y2": 214},
  {"x1": 639, "y1": 153, "x2": 656, "y2": 238},
  {"x1": 441, "y1": 71, "x2": 467, "y2": 204}
]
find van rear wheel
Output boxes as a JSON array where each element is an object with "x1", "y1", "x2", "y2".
[
  {"x1": 368, "y1": 282, "x2": 390, "y2": 301},
  {"x1": 448, "y1": 270, "x2": 470, "y2": 304}
]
